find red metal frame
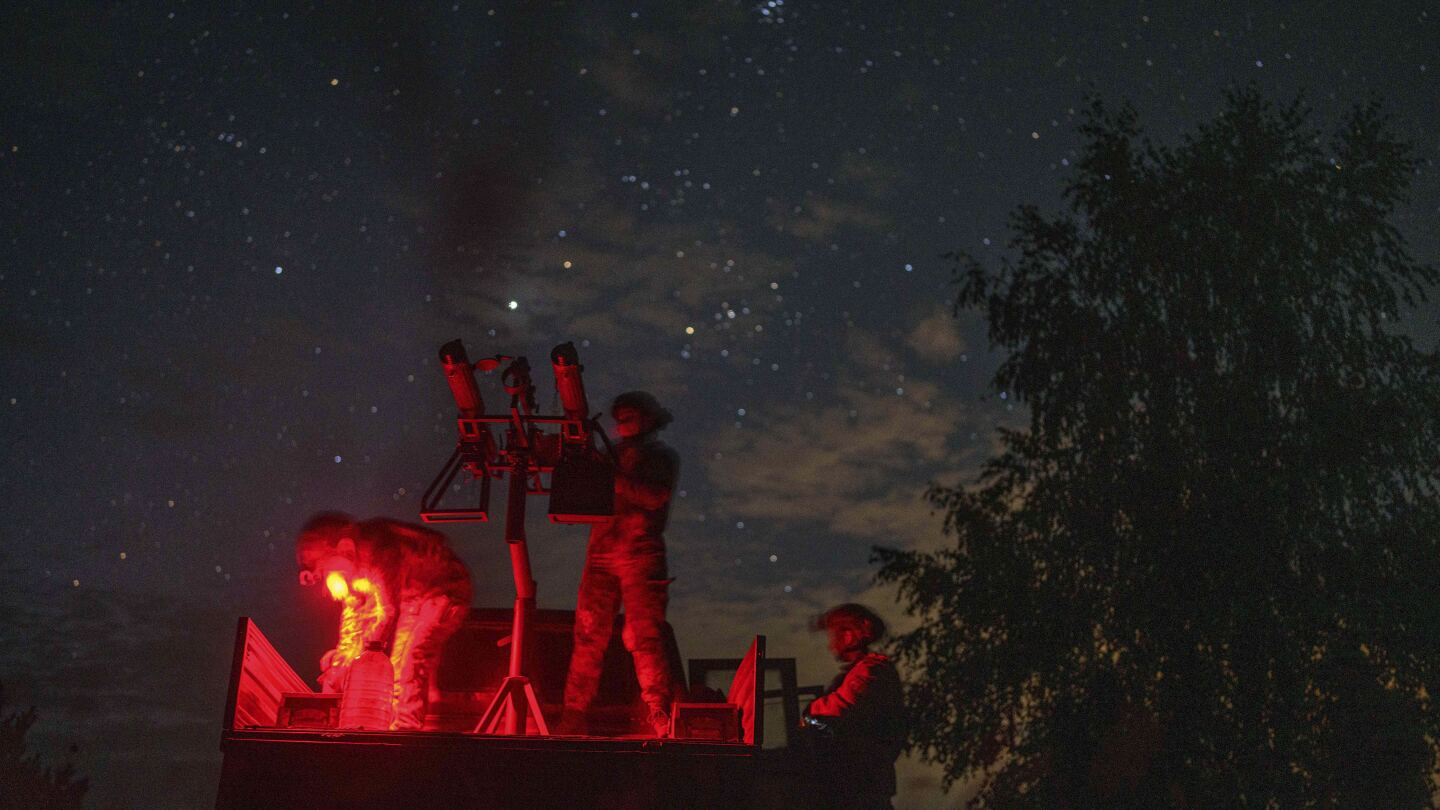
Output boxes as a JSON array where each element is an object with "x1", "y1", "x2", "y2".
[{"x1": 223, "y1": 618, "x2": 313, "y2": 732}]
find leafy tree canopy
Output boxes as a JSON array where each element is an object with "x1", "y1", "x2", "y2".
[{"x1": 877, "y1": 88, "x2": 1440, "y2": 808}]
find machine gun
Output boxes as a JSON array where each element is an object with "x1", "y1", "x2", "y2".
[
  {"x1": 424, "y1": 339, "x2": 614, "y2": 524},
  {"x1": 422, "y1": 339, "x2": 615, "y2": 736}
]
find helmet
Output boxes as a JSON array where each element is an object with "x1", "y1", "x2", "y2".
[
  {"x1": 812, "y1": 603, "x2": 887, "y2": 646},
  {"x1": 296, "y1": 511, "x2": 358, "y2": 574},
  {"x1": 610, "y1": 391, "x2": 673, "y2": 431}
]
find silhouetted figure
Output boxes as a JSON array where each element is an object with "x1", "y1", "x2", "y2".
[
  {"x1": 560, "y1": 392, "x2": 681, "y2": 737},
  {"x1": 803, "y1": 603, "x2": 906, "y2": 810},
  {"x1": 296, "y1": 513, "x2": 472, "y2": 730}
]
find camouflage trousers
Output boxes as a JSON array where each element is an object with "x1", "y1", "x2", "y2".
[
  {"x1": 563, "y1": 548, "x2": 676, "y2": 719},
  {"x1": 388, "y1": 594, "x2": 467, "y2": 730}
]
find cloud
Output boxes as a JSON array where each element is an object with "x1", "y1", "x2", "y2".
[
  {"x1": 588, "y1": 55, "x2": 671, "y2": 117},
  {"x1": 436, "y1": 157, "x2": 790, "y2": 349},
  {"x1": 702, "y1": 328, "x2": 992, "y2": 555},
  {"x1": 906, "y1": 310, "x2": 966, "y2": 363},
  {"x1": 836, "y1": 153, "x2": 901, "y2": 198},
  {"x1": 767, "y1": 195, "x2": 891, "y2": 242}
]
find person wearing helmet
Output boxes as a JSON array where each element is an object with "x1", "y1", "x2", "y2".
[
  {"x1": 296, "y1": 512, "x2": 472, "y2": 730},
  {"x1": 804, "y1": 603, "x2": 907, "y2": 809},
  {"x1": 560, "y1": 391, "x2": 682, "y2": 737}
]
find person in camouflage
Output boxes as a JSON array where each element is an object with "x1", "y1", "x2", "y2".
[
  {"x1": 297, "y1": 512, "x2": 473, "y2": 730},
  {"x1": 560, "y1": 391, "x2": 681, "y2": 737}
]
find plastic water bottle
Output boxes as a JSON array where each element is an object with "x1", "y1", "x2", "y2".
[{"x1": 339, "y1": 642, "x2": 394, "y2": 730}]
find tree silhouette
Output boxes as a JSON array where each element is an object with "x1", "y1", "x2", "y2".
[
  {"x1": 876, "y1": 88, "x2": 1440, "y2": 807},
  {"x1": 0, "y1": 682, "x2": 88, "y2": 809}
]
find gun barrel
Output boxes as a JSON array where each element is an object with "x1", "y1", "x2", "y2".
[
  {"x1": 440, "y1": 339, "x2": 485, "y2": 418},
  {"x1": 550, "y1": 342, "x2": 590, "y2": 426}
]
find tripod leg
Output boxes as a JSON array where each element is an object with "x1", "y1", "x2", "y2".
[
  {"x1": 474, "y1": 681, "x2": 513, "y2": 734},
  {"x1": 472, "y1": 677, "x2": 549, "y2": 736},
  {"x1": 523, "y1": 681, "x2": 550, "y2": 735}
]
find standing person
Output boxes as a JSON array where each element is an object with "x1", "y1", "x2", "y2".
[
  {"x1": 560, "y1": 391, "x2": 681, "y2": 737},
  {"x1": 804, "y1": 603, "x2": 907, "y2": 810},
  {"x1": 296, "y1": 512, "x2": 472, "y2": 731}
]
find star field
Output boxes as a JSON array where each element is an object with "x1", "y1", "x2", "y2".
[{"x1": 2, "y1": 3, "x2": 1437, "y2": 806}]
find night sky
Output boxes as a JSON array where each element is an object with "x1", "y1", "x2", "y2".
[{"x1": 3, "y1": 3, "x2": 1437, "y2": 807}]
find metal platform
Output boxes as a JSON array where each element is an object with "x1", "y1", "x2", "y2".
[{"x1": 217, "y1": 617, "x2": 764, "y2": 809}]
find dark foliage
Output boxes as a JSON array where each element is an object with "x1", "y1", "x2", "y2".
[
  {"x1": 0, "y1": 683, "x2": 88, "y2": 809},
  {"x1": 876, "y1": 88, "x2": 1440, "y2": 807}
]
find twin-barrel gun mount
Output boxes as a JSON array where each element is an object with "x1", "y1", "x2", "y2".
[
  {"x1": 422, "y1": 338, "x2": 625, "y2": 735},
  {"x1": 422, "y1": 339, "x2": 615, "y2": 526}
]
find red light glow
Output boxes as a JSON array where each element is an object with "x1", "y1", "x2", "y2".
[
  {"x1": 326, "y1": 570, "x2": 350, "y2": 600},
  {"x1": 329, "y1": 571, "x2": 388, "y2": 666}
]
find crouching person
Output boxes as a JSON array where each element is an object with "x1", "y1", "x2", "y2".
[{"x1": 297, "y1": 512, "x2": 473, "y2": 730}]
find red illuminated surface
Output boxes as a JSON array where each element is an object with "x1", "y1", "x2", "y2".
[{"x1": 220, "y1": 618, "x2": 774, "y2": 808}]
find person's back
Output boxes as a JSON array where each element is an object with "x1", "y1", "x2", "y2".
[{"x1": 364, "y1": 517, "x2": 472, "y2": 603}]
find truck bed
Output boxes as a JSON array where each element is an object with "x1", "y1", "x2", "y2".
[{"x1": 216, "y1": 617, "x2": 765, "y2": 809}]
